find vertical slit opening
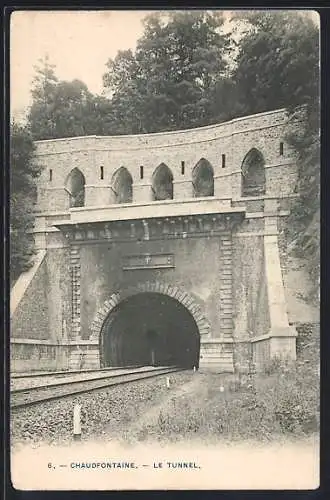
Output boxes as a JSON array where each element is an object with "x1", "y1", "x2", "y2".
[{"x1": 222, "y1": 154, "x2": 226, "y2": 168}]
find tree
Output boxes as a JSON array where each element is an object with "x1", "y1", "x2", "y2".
[
  {"x1": 285, "y1": 104, "x2": 320, "y2": 303},
  {"x1": 231, "y1": 11, "x2": 320, "y2": 302},
  {"x1": 10, "y1": 122, "x2": 43, "y2": 283},
  {"x1": 28, "y1": 55, "x2": 59, "y2": 140},
  {"x1": 231, "y1": 11, "x2": 319, "y2": 117},
  {"x1": 91, "y1": 95, "x2": 118, "y2": 135},
  {"x1": 103, "y1": 11, "x2": 233, "y2": 133},
  {"x1": 28, "y1": 57, "x2": 116, "y2": 139},
  {"x1": 49, "y1": 79, "x2": 101, "y2": 137}
]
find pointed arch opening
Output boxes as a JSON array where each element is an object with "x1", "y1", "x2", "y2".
[
  {"x1": 111, "y1": 167, "x2": 133, "y2": 204},
  {"x1": 192, "y1": 158, "x2": 214, "y2": 197},
  {"x1": 152, "y1": 163, "x2": 173, "y2": 201},
  {"x1": 241, "y1": 148, "x2": 266, "y2": 197},
  {"x1": 65, "y1": 168, "x2": 85, "y2": 207}
]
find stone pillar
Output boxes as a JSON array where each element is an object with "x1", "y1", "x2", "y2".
[
  {"x1": 133, "y1": 183, "x2": 153, "y2": 203},
  {"x1": 214, "y1": 172, "x2": 232, "y2": 199},
  {"x1": 70, "y1": 244, "x2": 81, "y2": 340},
  {"x1": 84, "y1": 346, "x2": 100, "y2": 368},
  {"x1": 173, "y1": 179, "x2": 193, "y2": 199},
  {"x1": 263, "y1": 199, "x2": 297, "y2": 360},
  {"x1": 85, "y1": 185, "x2": 111, "y2": 206},
  {"x1": 231, "y1": 171, "x2": 242, "y2": 199},
  {"x1": 33, "y1": 216, "x2": 47, "y2": 250},
  {"x1": 219, "y1": 233, "x2": 233, "y2": 341},
  {"x1": 198, "y1": 228, "x2": 235, "y2": 374},
  {"x1": 69, "y1": 247, "x2": 102, "y2": 370},
  {"x1": 199, "y1": 340, "x2": 234, "y2": 373},
  {"x1": 68, "y1": 342, "x2": 100, "y2": 370}
]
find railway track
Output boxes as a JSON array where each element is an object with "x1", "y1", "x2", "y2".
[
  {"x1": 11, "y1": 366, "x2": 146, "y2": 390},
  {"x1": 11, "y1": 366, "x2": 183, "y2": 409},
  {"x1": 11, "y1": 365, "x2": 143, "y2": 379}
]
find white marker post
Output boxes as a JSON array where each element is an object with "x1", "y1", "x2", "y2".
[
  {"x1": 193, "y1": 366, "x2": 196, "y2": 373},
  {"x1": 73, "y1": 404, "x2": 82, "y2": 441},
  {"x1": 166, "y1": 376, "x2": 170, "y2": 389}
]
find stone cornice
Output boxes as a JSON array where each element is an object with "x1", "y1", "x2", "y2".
[
  {"x1": 57, "y1": 212, "x2": 244, "y2": 244},
  {"x1": 54, "y1": 198, "x2": 244, "y2": 225}
]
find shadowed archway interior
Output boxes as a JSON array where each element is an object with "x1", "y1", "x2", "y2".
[
  {"x1": 192, "y1": 158, "x2": 214, "y2": 197},
  {"x1": 100, "y1": 292, "x2": 200, "y2": 369},
  {"x1": 152, "y1": 163, "x2": 174, "y2": 200},
  {"x1": 65, "y1": 167, "x2": 85, "y2": 207},
  {"x1": 241, "y1": 148, "x2": 265, "y2": 196},
  {"x1": 111, "y1": 167, "x2": 133, "y2": 204}
]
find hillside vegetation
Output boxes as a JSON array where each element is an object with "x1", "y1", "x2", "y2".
[{"x1": 11, "y1": 11, "x2": 319, "y2": 300}]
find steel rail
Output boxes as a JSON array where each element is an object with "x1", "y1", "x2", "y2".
[
  {"x1": 11, "y1": 365, "x2": 144, "y2": 379},
  {"x1": 11, "y1": 366, "x2": 177, "y2": 393},
  {"x1": 11, "y1": 367, "x2": 184, "y2": 409}
]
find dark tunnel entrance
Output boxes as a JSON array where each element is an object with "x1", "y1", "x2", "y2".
[{"x1": 100, "y1": 292, "x2": 200, "y2": 369}]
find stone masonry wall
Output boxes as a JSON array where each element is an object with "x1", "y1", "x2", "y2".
[
  {"x1": 45, "y1": 248, "x2": 72, "y2": 343},
  {"x1": 232, "y1": 227, "x2": 270, "y2": 341},
  {"x1": 265, "y1": 163, "x2": 298, "y2": 197},
  {"x1": 34, "y1": 108, "x2": 298, "y2": 212},
  {"x1": 231, "y1": 227, "x2": 271, "y2": 372},
  {"x1": 277, "y1": 216, "x2": 319, "y2": 324},
  {"x1": 78, "y1": 234, "x2": 230, "y2": 341},
  {"x1": 11, "y1": 108, "x2": 303, "y2": 372},
  {"x1": 11, "y1": 343, "x2": 67, "y2": 373},
  {"x1": 11, "y1": 258, "x2": 50, "y2": 340},
  {"x1": 11, "y1": 247, "x2": 72, "y2": 344}
]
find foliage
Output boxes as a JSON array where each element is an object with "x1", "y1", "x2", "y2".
[
  {"x1": 10, "y1": 122, "x2": 43, "y2": 282},
  {"x1": 231, "y1": 11, "x2": 319, "y2": 116},
  {"x1": 103, "y1": 11, "x2": 233, "y2": 133},
  {"x1": 24, "y1": 12, "x2": 320, "y2": 295},
  {"x1": 28, "y1": 56, "x2": 117, "y2": 140},
  {"x1": 230, "y1": 11, "x2": 319, "y2": 299},
  {"x1": 262, "y1": 355, "x2": 291, "y2": 376},
  {"x1": 28, "y1": 55, "x2": 59, "y2": 140},
  {"x1": 296, "y1": 323, "x2": 320, "y2": 363},
  {"x1": 28, "y1": 13, "x2": 319, "y2": 138},
  {"x1": 143, "y1": 368, "x2": 319, "y2": 442},
  {"x1": 285, "y1": 105, "x2": 320, "y2": 302}
]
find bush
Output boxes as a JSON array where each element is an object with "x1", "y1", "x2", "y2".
[
  {"x1": 147, "y1": 367, "x2": 319, "y2": 442},
  {"x1": 264, "y1": 370, "x2": 319, "y2": 435},
  {"x1": 263, "y1": 355, "x2": 296, "y2": 376}
]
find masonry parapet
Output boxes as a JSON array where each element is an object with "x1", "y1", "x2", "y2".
[{"x1": 34, "y1": 108, "x2": 298, "y2": 214}]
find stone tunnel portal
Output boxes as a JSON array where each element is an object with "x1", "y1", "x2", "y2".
[{"x1": 100, "y1": 292, "x2": 200, "y2": 369}]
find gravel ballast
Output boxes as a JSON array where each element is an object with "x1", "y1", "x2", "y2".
[{"x1": 11, "y1": 371, "x2": 192, "y2": 447}]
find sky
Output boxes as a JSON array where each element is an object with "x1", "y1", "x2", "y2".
[
  {"x1": 10, "y1": 10, "x2": 319, "y2": 121},
  {"x1": 10, "y1": 11, "x2": 151, "y2": 119}
]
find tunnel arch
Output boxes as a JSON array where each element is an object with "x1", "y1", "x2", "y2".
[
  {"x1": 192, "y1": 158, "x2": 214, "y2": 197},
  {"x1": 65, "y1": 167, "x2": 86, "y2": 207},
  {"x1": 152, "y1": 163, "x2": 174, "y2": 201},
  {"x1": 241, "y1": 148, "x2": 266, "y2": 197},
  {"x1": 111, "y1": 167, "x2": 133, "y2": 204},
  {"x1": 90, "y1": 282, "x2": 210, "y2": 344},
  {"x1": 98, "y1": 292, "x2": 201, "y2": 368}
]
